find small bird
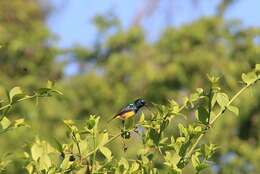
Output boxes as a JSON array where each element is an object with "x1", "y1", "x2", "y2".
[{"x1": 108, "y1": 98, "x2": 146, "y2": 122}]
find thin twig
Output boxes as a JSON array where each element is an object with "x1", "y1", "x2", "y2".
[
  {"x1": 72, "y1": 131, "x2": 82, "y2": 160},
  {"x1": 85, "y1": 128, "x2": 136, "y2": 157}
]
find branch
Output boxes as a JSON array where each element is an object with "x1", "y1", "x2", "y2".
[
  {"x1": 85, "y1": 128, "x2": 137, "y2": 157},
  {"x1": 185, "y1": 79, "x2": 258, "y2": 159}
]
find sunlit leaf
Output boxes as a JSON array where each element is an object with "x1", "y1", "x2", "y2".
[
  {"x1": 129, "y1": 162, "x2": 139, "y2": 172},
  {"x1": 31, "y1": 142, "x2": 44, "y2": 161},
  {"x1": 178, "y1": 124, "x2": 189, "y2": 137},
  {"x1": 99, "y1": 146, "x2": 112, "y2": 161},
  {"x1": 47, "y1": 80, "x2": 54, "y2": 89},
  {"x1": 241, "y1": 72, "x2": 257, "y2": 85},
  {"x1": 99, "y1": 132, "x2": 109, "y2": 146},
  {"x1": 14, "y1": 118, "x2": 27, "y2": 128},
  {"x1": 39, "y1": 154, "x2": 51, "y2": 171},
  {"x1": 0, "y1": 117, "x2": 11, "y2": 130},
  {"x1": 227, "y1": 105, "x2": 239, "y2": 116},
  {"x1": 216, "y1": 93, "x2": 229, "y2": 108},
  {"x1": 191, "y1": 152, "x2": 208, "y2": 173},
  {"x1": 119, "y1": 157, "x2": 129, "y2": 170},
  {"x1": 139, "y1": 112, "x2": 145, "y2": 123},
  {"x1": 9, "y1": 87, "x2": 25, "y2": 104}
]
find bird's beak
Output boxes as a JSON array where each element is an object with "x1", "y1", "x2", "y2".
[{"x1": 145, "y1": 101, "x2": 152, "y2": 107}]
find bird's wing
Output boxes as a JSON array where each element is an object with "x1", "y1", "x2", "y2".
[
  {"x1": 107, "y1": 104, "x2": 136, "y2": 123},
  {"x1": 115, "y1": 104, "x2": 136, "y2": 116}
]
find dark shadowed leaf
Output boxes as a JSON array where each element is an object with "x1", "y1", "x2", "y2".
[{"x1": 196, "y1": 107, "x2": 209, "y2": 124}]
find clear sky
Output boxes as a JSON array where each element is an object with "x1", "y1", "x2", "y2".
[{"x1": 47, "y1": 0, "x2": 260, "y2": 48}]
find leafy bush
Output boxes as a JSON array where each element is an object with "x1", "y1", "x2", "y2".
[{"x1": 1, "y1": 66, "x2": 258, "y2": 173}]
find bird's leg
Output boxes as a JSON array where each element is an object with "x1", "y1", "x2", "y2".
[
  {"x1": 121, "y1": 120, "x2": 128, "y2": 152},
  {"x1": 122, "y1": 120, "x2": 125, "y2": 139},
  {"x1": 133, "y1": 116, "x2": 136, "y2": 128}
]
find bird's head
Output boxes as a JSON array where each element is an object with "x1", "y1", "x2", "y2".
[{"x1": 134, "y1": 98, "x2": 146, "y2": 108}]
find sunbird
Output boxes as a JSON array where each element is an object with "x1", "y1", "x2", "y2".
[{"x1": 108, "y1": 98, "x2": 146, "y2": 122}]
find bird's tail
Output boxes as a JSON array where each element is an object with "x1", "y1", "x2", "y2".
[{"x1": 107, "y1": 115, "x2": 118, "y2": 123}]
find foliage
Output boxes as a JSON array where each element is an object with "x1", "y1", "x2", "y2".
[
  {"x1": 0, "y1": 81, "x2": 62, "y2": 171},
  {"x1": 1, "y1": 67, "x2": 258, "y2": 173},
  {"x1": 0, "y1": 0, "x2": 260, "y2": 173}
]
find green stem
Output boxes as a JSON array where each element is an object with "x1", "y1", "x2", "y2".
[
  {"x1": 85, "y1": 128, "x2": 136, "y2": 157},
  {"x1": 123, "y1": 120, "x2": 125, "y2": 139},
  {"x1": 185, "y1": 82, "x2": 255, "y2": 160},
  {"x1": 92, "y1": 131, "x2": 96, "y2": 172},
  {"x1": 207, "y1": 86, "x2": 212, "y2": 124},
  {"x1": 16, "y1": 94, "x2": 38, "y2": 103},
  {"x1": 0, "y1": 94, "x2": 38, "y2": 112},
  {"x1": 185, "y1": 134, "x2": 204, "y2": 158},
  {"x1": 209, "y1": 84, "x2": 250, "y2": 125},
  {"x1": 0, "y1": 104, "x2": 11, "y2": 111},
  {"x1": 72, "y1": 132, "x2": 81, "y2": 159}
]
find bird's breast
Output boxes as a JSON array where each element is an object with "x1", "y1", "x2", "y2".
[{"x1": 120, "y1": 111, "x2": 136, "y2": 119}]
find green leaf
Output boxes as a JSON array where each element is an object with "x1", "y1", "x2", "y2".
[
  {"x1": 149, "y1": 129, "x2": 160, "y2": 145},
  {"x1": 25, "y1": 163, "x2": 34, "y2": 174},
  {"x1": 194, "y1": 126, "x2": 202, "y2": 133},
  {"x1": 160, "y1": 119, "x2": 169, "y2": 132},
  {"x1": 99, "y1": 146, "x2": 112, "y2": 161},
  {"x1": 191, "y1": 153, "x2": 200, "y2": 169},
  {"x1": 31, "y1": 142, "x2": 44, "y2": 161},
  {"x1": 119, "y1": 157, "x2": 129, "y2": 170},
  {"x1": 37, "y1": 88, "x2": 63, "y2": 96},
  {"x1": 179, "y1": 141, "x2": 191, "y2": 157},
  {"x1": 227, "y1": 105, "x2": 239, "y2": 116},
  {"x1": 178, "y1": 124, "x2": 188, "y2": 137},
  {"x1": 37, "y1": 81, "x2": 63, "y2": 96},
  {"x1": 216, "y1": 93, "x2": 229, "y2": 108},
  {"x1": 78, "y1": 140, "x2": 88, "y2": 155},
  {"x1": 129, "y1": 162, "x2": 139, "y2": 172},
  {"x1": 53, "y1": 138, "x2": 63, "y2": 154},
  {"x1": 169, "y1": 99, "x2": 178, "y2": 106},
  {"x1": 60, "y1": 156, "x2": 72, "y2": 170},
  {"x1": 169, "y1": 99, "x2": 180, "y2": 114},
  {"x1": 196, "y1": 107, "x2": 209, "y2": 124},
  {"x1": 139, "y1": 112, "x2": 145, "y2": 123},
  {"x1": 9, "y1": 87, "x2": 25, "y2": 104},
  {"x1": 191, "y1": 152, "x2": 208, "y2": 173},
  {"x1": 196, "y1": 88, "x2": 204, "y2": 94},
  {"x1": 46, "y1": 80, "x2": 54, "y2": 89},
  {"x1": 99, "y1": 132, "x2": 109, "y2": 146},
  {"x1": 207, "y1": 75, "x2": 220, "y2": 83},
  {"x1": 141, "y1": 155, "x2": 149, "y2": 165},
  {"x1": 14, "y1": 118, "x2": 27, "y2": 128},
  {"x1": 39, "y1": 154, "x2": 51, "y2": 170},
  {"x1": 164, "y1": 152, "x2": 181, "y2": 167},
  {"x1": 86, "y1": 116, "x2": 99, "y2": 130},
  {"x1": 51, "y1": 89, "x2": 63, "y2": 95},
  {"x1": 173, "y1": 137, "x2": 186, "y2": 154},
  {"x1": 201, "y1": 144, "x2": 218, "y2": 160},
  {"x1": 190, "y1": 93, "x2": 200, "y2": 102},
  {"x1": 211, "y1": 93, "x2": 217, "y2": 108},
  {"x1": 241, "y1": 72, "x2": 257, "y2": 85},
  {"x1": 196, "y1": 163, "x2": 209, "y2": 173},
  {"x1": 0, "y1": 117, "x2": 11, "y2": 130}
]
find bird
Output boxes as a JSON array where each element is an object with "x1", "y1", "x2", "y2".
[{"x1": 108, "y1": 98, "x2": 146, "y2": 123}]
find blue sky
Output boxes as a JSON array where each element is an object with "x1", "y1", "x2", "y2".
[{"x1": 47, "y1": 0, "x2": 260, "y2": 48}]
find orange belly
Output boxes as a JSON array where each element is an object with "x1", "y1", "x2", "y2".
[{"x1": 117, "y1": 111, "x2": 135, "y2": 120}]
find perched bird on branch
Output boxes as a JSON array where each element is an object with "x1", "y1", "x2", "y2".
[{"x1": 108, "y1": 98, "x2": 146, "y2": 122}]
